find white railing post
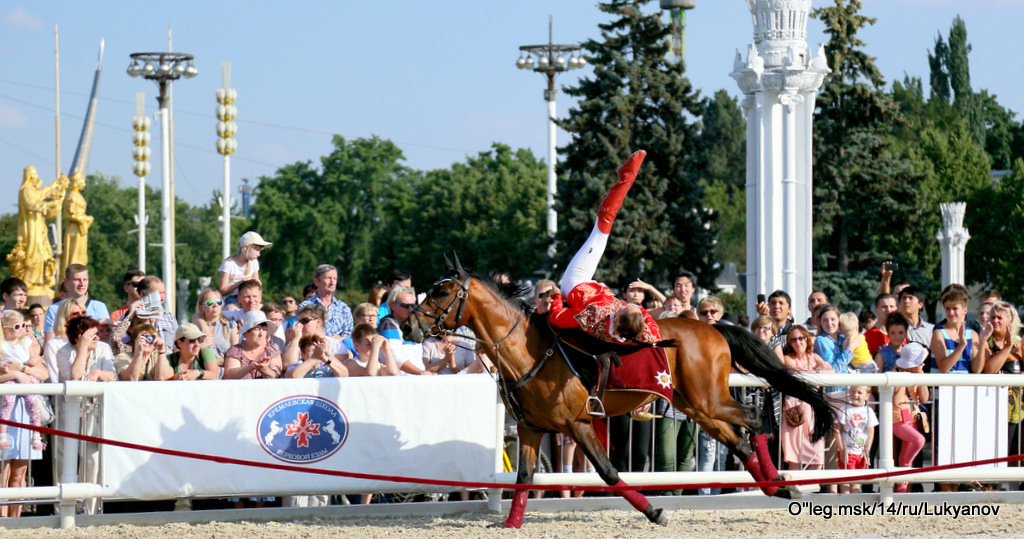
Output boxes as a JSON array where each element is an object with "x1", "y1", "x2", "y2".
[
  {"x1": 487, "y1": 392, "x2": 503, "y2": 512},
  {"x1": 59, "y1": 394, "x2": 82, "y2": 529},
  {"x1": 877, "y1": 372, "x2": 895, "y2": 500}
]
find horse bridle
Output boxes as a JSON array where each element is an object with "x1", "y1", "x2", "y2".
[
  {"x1": 416, "y1": 275, "x2": 524, "y2": 353},
  {"x1": 418, "y1": 274, "x2": 540, "y2": 429}
]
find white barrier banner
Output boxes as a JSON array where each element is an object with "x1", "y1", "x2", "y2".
[
  {"x1": 102, "y1": 374, "x2": 501, "y2": 499},
  {"x1": 936, "y1": 385, "x2": 1008, "y2": 466}
]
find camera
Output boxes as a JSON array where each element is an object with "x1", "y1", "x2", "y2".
[
  {"x1": 757, "y1": 294, "x2": 766, "y2": 304},
  {"x1": 884, "y1": 262, "x2": 898, "y2": 271},
  {"x1": 142, "y1": 334, "x2": 156, "y2": 344}
]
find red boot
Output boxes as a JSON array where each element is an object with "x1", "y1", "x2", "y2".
[{"x1": 597, "y1": 150, "x2": 646, "y2": 233}]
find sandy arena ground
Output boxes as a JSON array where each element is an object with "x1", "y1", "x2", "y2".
[{"x1": 2, "y1": 504, "x2": 1022, "y2": 538}]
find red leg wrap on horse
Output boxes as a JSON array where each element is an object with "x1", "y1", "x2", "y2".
[
  {"x1": 615, "y1": 479, "x2": 650, "y2": 512},
  {"x1": 503, "y1": 490, "x2": 528, "y2": 528},
  {"x1": 597, "y1": 150, "x2": 646, "y2": 233},
  {"x1": 743, "y1": 453, "x2": 767, "y2": 482},
  {"x1": 752, "y1": 433, "x2": 780, "y2": 480},
  {"x1": 743, "y1": 453, "x2": 778, "y2": 496}
]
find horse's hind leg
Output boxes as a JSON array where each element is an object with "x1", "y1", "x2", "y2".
[
  {"x1": 500, "y1": 425, "x2": 543, "y2": 529},
  {"x1": 732, "y1": 392, "x2": 781, "y2": 483},
  {"x1": 736, "y1": 391, "x2": 801, "y2": 499},
  {"x1": 568, "y1": 420, "x2": 668, "y2": 526},
  {"x1": 677, "y1": 391, "x2": 790, "y2": 498}
]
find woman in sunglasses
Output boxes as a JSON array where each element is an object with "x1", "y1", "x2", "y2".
[
  {"x1": 0, "y1": 310, "x2": 48, "y2": 452},
  {"x1": 167, "y1": 323, "x2": 220, "y2": 380},
  {"x1": 224, "y1": 311, "x2": 282, "y2": 379},
  {"x1": 0, "y1": 311, "x2": 50, "y2": 517},
  {"x1": 779, "y1": 324, "x2": 832, "y2": 472},
  {"x1": 282, "y1": 304, "x2": 352, "y2": 373},
  {"x1": 193, "y1": 288, "x2": 238, "y2": 363}
]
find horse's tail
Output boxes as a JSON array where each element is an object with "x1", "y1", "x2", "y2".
[{"x1": 714, "y1": 323, "x2": 834, "y2": 441}]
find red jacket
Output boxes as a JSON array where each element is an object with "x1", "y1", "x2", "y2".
[
  {"x1": 864, "y1": 326, "x2": 889, "y2": 356},
  {"x1": 548, "y1": 281, "x2": 661, "y2": 345}
]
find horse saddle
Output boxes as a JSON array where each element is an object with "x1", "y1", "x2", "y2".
[{"x1": 544, "y1": 319, "x2": 673, "y2": 416}]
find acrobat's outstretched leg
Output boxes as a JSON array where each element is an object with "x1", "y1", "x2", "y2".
[{"x1": 560, "y1": 150, "x2": 646, "y2": 295}]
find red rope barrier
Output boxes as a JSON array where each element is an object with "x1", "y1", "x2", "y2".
[{"x1": 4, "y1": 417, "x2": 1023, "y2": 493}]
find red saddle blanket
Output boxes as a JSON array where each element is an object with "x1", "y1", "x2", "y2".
[{"x1": 608, "y1": 346, "x2": 673, "y2": 401}]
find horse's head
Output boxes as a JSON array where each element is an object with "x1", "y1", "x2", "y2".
[{"x1": 413, "y1": 252, "x2": 472, "y2": 337}]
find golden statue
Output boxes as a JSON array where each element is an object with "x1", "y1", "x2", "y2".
[
  {"x1": 60, "y1": 172, "x2": 93, "y2": 271},
  {"x1": 7, "y1": 166, "x2": 68, "y2": 297}
]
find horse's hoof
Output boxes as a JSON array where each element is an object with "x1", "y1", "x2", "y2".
[
  {"x1": 492, "y1": 520, "x2": 520, "y2": 529},
  {"x1": 773, "y1": 485, "x2": 801, "y2": 500},
  {"x1": 646, "y1": 507, "x2": 669, "y2": 526},
  {"x1": 772, "y1": 474, "x2": 801, "y2": 500}
]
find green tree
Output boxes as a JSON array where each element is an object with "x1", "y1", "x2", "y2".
[
  {"x1": 976, "y1": 90, "x2": 1022, "y2": 170},
  {"x1": 557, "y1": 0, "x2": 717, "y2": 290},
  {"x1": 700, "y1": 179, "x2": 744, "y2": 272},
  {"x1": 695, "y1": 90, "x2": 745, "y2": 191},
  {"x1": 251, "y1": 136, "x2": 547, "y2": 296},
  {"x1": 381, "y1": 144, "x2": 548, "y2": 284},
  {"x1": 925, "y1": 16, "x2": 1001, "y2": 155},
  {"x1": 694, "y1": 90, "x2": 745, "y2": 271},
  {"x1": 251, "y1": 135, "x2": 411, "y2": 295},
  {"x1": 965, "y1": 159, "x2": 1024, "y2": 304},
  {"x1": 914, "y1": 122, "x2": 991, "y2": 207},
  {"x1": 946, "y1": 16, "x2": 972, "y2": 104},
  {"x1": 0, "y1": 214, "x2": 18, "y2": 282},
  {"x1": 812, "y1": 0, "x2": 927, "y2": 285},
  {"x1": 927, "y1": 34, "x2": 951, "y2": 104},
  {"x1": 79, "y1": 174, "x2": 231, "y2": 310},
  {"x1": 80, "y1": 174, "x2": 157, "y2": 307}
]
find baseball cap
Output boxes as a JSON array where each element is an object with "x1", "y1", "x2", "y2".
[
  {"x1": 238, "y1": 231, "x2": 272, "y2": 249},
  {"x1": 175, "y1": 322, "x2": 205, "y2": 341}
]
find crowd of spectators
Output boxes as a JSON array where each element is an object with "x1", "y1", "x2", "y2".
[
  {"x1": 605, "y1": 261, "x2": 1022, "y2": 498},
  {"x1": 1, "y1": 231, "x2": 1022, "y2": 515}
]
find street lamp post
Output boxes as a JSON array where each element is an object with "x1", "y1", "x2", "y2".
[
  {"x1": 131, "y1": 92, "x2": 151, "y2": 272},
  {"x1": 127, "y1": 52, "x2": 197, "y2": 313},
  {"x1": 216, "y1": 61, "x2": 238, "y2": 260},
  {"x1": 516, "y1": 17, "x2": 585, "y2": 256}
]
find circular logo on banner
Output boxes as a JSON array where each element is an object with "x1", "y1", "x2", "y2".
[{"x1": 257, "y1": 395, "x2": 348, "y2": 463}]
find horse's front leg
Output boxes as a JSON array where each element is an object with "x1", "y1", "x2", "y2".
[
  {"x1": 499, "y1": 425, "x2": 543, "y2": 529},
  {"x1": 568, "y1": 420, "x2": 668, "y2": 526}
]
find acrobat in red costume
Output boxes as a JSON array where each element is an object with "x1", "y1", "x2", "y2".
[{"x1": 548, "y1": 150, "x2": 661, "y2": 345}]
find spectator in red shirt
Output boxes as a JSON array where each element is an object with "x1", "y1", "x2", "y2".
[{"x1": 864, "y1": 293, "x2": 898, "y2": 356}]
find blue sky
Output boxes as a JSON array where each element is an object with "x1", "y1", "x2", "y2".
[{"x1": 0, "y1": 1, "x2": 1021, "y2": 209}]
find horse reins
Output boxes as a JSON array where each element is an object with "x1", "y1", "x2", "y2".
[
  {"x1": 418, "y1": 276, "x2": 545, "y2": 428},
  {"x1": 417, "y1": 276, "x2": 525, "y2": 355}
]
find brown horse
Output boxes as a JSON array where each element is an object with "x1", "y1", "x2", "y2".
[{"x1": 414, "y1": 259, "x2": 833, "y2": 528}]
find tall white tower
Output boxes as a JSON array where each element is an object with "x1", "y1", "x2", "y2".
[{"x1": 731, "y1": 0, "x2": 830, "y2": 323}]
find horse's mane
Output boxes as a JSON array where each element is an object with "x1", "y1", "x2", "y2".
[{"x1": 470, "y1": 272, "x2": 532, "y2": 313}]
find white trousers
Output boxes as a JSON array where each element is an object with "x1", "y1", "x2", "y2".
[{"x1": 559, "y1": 223, "x2": 609, "y2": 296}]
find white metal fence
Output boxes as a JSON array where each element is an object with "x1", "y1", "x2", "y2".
[{"x1": 2, "y1": 373, "x2": 1024, "y2": 529}]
